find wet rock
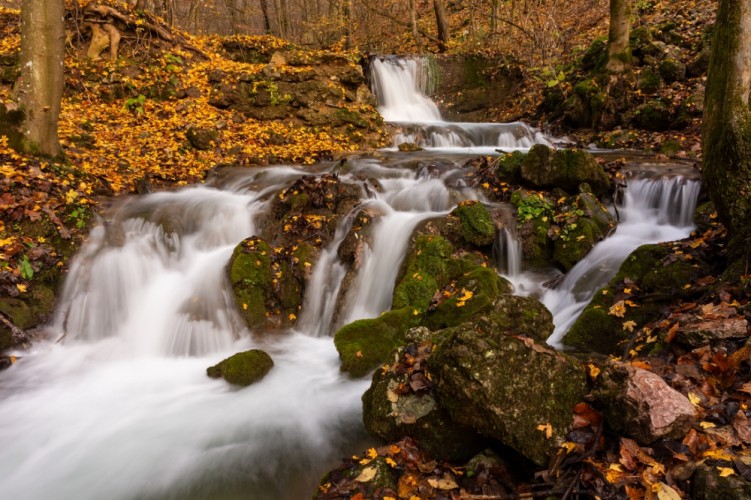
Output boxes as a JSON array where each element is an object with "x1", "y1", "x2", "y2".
[
  {"x1": 692, "y1": 463, "x2": 751, "y2": 499},
  {"x1": 564, "y1": 243, "x2": 709, "y2": 354},
  {"x1": 206, "y1": 349, "x2": 274, "y2": 386},
  {"x1": 429, "y1": 323, "x2": 588, "y2": 466},
  {"x1": 334, "y1": 307, "x2": 422, "y2": 377},
  {"x1": 450, "y1": 201, "x2": 495, "y2": 247},
  {"x1": 472, "y1": 295, "x2": 554, "y2": 344},
  {"x1": 185, "y1": 126, "x2": 217, "y2": 150},
  {"x1": 520, "y1": 145, "x2": 610, "y2": 197},
  {"x1": 687, "y1": 46, "x2": 711, "y2": 77},
  {"x1": 392, "y1": 235, "x2": 454, "y2": 311},
  {"x1": 677, "y1": 303, "x2": 749, "y2": 348},
  {"x1": 397, "y1": 142, "x2": 422, "y2": 152},
  {"x1": 596, "y1": 363, "x2": 695, "y2": 443},
  {"x1": 228, "y1": 237, "x2": 313, "y2": 330},
  {"x1": 362, "y1": 339, "x2": 483, "y2": 460},
  {"x1": 552, "y1": 192, "x2": 615, "y2": 271},
  {"x1": 510, "y1": 189, "x2": 553, "y2": 265},
  {"x1": 422, "y1": 264, "x2": 512, "y2": 331}
]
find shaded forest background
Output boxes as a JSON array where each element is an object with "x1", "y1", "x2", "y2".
[{"x1": 1, "y1": 0, "x2": 610, "y2": 64}]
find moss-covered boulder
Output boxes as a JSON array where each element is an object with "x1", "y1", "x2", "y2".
[
  {"x1": 659, "y1": 58, "x2": 686, "y2": 83},
  {"x1": 206, "y1": 349, "x2": 274, "y2": 386},
  {"x1": 495, "y1": 150, "x2": 525, "y2": 184},
  {"x1": 228, "y1": 237, "x2": 312, "y2": 330},
  {"x1": 429, "y1": 323, "x2": 588, "y2": 466},
  {"x1": 520, "y1": 145, "x2": 610, "y2": 196},
  {"x1": 362, "y1": 339, "x2": 483, "y2": 461},
  {"x1": 692, "y1": 463, "x2": 751, "y2": 499},
  {"x1": 634, "y1": 101, "x2": 674, "y2": 131},
  {"x1": 422, "y1": 265, "x2": 512, "y2": 331},
  {"x1": 551, "y1": 192, "x2": 616, "y2": 271},
  {"x1": 334, "y1": 307, "x2": 421, "y2": 377},
  {"x1": 564, "y1": 243, "x2": 709, "y2": 354},
  {"x1": 392, "y1": 235, "x2": 453, "y2": 311},
  {"x1": 472, "y1": 295, "x2": 554, "y2": 343},
  {"x1": 510, "y1": 189, "x2": 554, "y2": 265},
  {"x1": 450, "y1": 201, "x2": 495, "y2": 247}
]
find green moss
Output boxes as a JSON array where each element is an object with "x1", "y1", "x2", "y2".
[
  {"x1": 637, "y1": 67, "x2": 662, "y2": 94},
  {"x1": 334, "y1": 307, "x2": 421, "y2": 377},
  {"x1": 206, "y1": 349, "x2": 274, "y2": 386},
  {"x1": 392, "y1": 235, "x2": 453, "y2": 310},
  {"x1": 334, "y1": 108, "x2": 368, "y2": 128},
  {"x1": 228, "y1": 237, "x2": 273, "y2": 329},
  {"x1": 580, "y1": 36, "x2": 608, "y2": 72},
  {"x1": 423, "y1": 266, "x2": 511, "y2": 331},
  {"x1": 553, "y1": 218, "x2": 598, "y2": 271},
  {"x1": 452, "y1": 201, "x2": 495, "y2": 247}
]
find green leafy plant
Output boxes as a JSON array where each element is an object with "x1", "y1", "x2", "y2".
[
  {"x1": 124, "y1": 94, "x2": 146, "y2": 115},
  {"x1": 19, "y1": 255, "x2": 34, "y2": 280}
]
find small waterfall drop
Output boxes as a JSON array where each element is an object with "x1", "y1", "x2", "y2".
[
  {"x1": 543, "y1": 174, "x2": 701, "y2": 347},
  {"x1": 369, "y1": 56, "x2": 557, "y2": 152},
  {"x1": 497, "y1": 226, "x2": 523, "y2": 278}
]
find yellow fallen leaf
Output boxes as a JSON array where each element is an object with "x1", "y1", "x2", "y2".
[
  {"x1": 587, "y1": 364, "x2": 601, "y2": 379},
  {"x1": 655, "y1": 481, "x2": 682, "y2": 500},
  {"x1": 622, "y1": 320, "x2": 636, "y2": 332},
  {"x1": 537, "y1": 423, "x2": 553, "y2": 439},
  {"x1": 688, "y1": 392, "x2": 701, "y2": 407},
  {"x1": 366, "y1": 448, "x2": 378, "y2": 459},
  {"x1": 385, "y1": 457, "x2": 397, "y2": 468},
  {"x1": 355, "y1": 466, "x2": 377, "y2": 482},
  {"x1": 718, "y1": 467, "x2": 735, "y2": 477},
  {"x1": 699, "y1": 421, "x2": 717, "y2": 429},
  {"x1": 427, "y1": 477, "x2": 459, "y2": 490},
  {"x1": 16, "y1": 283, "x2": 27, "y2": 293}
]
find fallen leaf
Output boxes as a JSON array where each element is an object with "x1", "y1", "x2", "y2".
[
  {"x1": 355, "y1": 466, "x2": 377, "y2": 482},
  {"x1": 537, "y1": 423, "x2": 553, "y2": 439},
  {"x1": 655, "y1": 482, "x2": 682, "y2": 500},
  {"x1": 427, "y1": 477, "x2": 459, "y2": 490}
]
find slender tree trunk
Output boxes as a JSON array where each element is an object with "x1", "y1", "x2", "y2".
[
  {"x1": 259, "y1": 0, "x2": 271, "y2": 34},
  {"x1": 13, "y1": 0, "x2": 65, "y2": 156},
  {"x1": 342, "y1": 0, "x2": 352, "y2": 48},
  {"x1": 409, "y1": 0, "x2": 422, "y2": 52},
  {"x1": 433, "y1": 0, "x2": 449, "y2": 52},
  {"x1": 605, "y1": 0, "x2": 631, "y2": 73},
  {"x1": 278, "y1": 0, "x2": 289, "y2": 38},
  {"x1": 702, "y1": 0, "x2": 751, "y2": 266}
]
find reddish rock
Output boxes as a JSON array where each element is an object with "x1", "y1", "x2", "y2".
[{"x1": 596, "y1": 363, "x2": 696, "y2": 444}]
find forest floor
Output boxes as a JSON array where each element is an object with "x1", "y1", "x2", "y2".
[{"x1": 3, "y1": 1, "x2": 751, "y2": 499}]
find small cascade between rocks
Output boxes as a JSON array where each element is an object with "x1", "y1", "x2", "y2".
[{"x1": 0, "y1": 55, "x2": 703, "y2": 500}]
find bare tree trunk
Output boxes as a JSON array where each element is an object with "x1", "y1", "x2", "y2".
[
  {"x1": 409, "y1": 0, "x2": 422, "y2": 52},
  {"x1": 605, "y1": 0, "x2": 631, "y2": 73},
  {"x1": 433, "y1": 0, "x2": 449, "y2": 52},
  {"x1": 13, "y1": 0, "x2": 65, "y2": 156},
  {"x1": 702, "y1": 0, "x2": 751, "y2": 265},
  {"x1": 342, "y1": 0, "x2": 352, "y2": 48},
  {"x1": 490, "y1": 0, "x2": 499, "y2": 35},
  {"x1": 259, "y1": 0, "x2": 271, "y2": 34},
  {"x1": 278, "y1": 0, "x2": 289, "y2": 38}
]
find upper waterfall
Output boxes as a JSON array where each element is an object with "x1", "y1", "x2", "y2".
[{"x1": 368, "y1": 56, "x2": 556, "y2": 152}]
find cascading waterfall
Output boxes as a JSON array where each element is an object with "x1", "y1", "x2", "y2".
[
  {"x1": 543, "y1": 174, "x2": 701, "y2": 348},
  {"x1": 0, "y1": 53, "x2": 704, "y2": 500},
  {"x1": 496, "y1": 226, "x2": 523, "y2": 279},
  {"x1": 369, "y1": 56, "x2": 556, "y2": 152}
]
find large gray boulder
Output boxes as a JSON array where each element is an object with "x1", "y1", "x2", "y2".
[{"x1": 428, "y1": 323, "x2": 588, "y2": 466}]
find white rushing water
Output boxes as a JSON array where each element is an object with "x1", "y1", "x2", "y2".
[
  {"x1": 542, "y1": 175, "x2": 701, "y2": 348},
  {"x1": 370, "y1": 56, "x2": 555, "y2": 153},
  {"x1": 0, "y1": 158, "x2": 488, "y2": 500}
]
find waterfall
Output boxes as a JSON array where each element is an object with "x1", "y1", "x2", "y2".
[
  {"x1": 369, "y1": 56, "x2": 556, "y2": 152},
  {"x1": 542, "y1": 175, "x2": 701, "y2": 348},
  {"x1": 369, "y1": 57, "x2": 441, "y2": 122},
  {"x1": 497, "y1": 227, "x2": 523, "y2": 278}
]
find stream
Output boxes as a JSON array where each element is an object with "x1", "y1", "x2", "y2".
[{"x1": 0, "y1": 56, "x2": 701, "y2": 500}]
